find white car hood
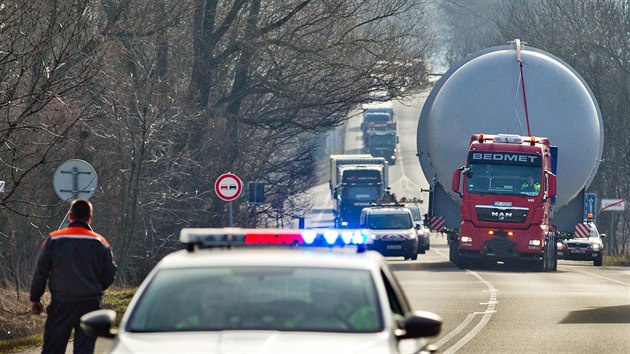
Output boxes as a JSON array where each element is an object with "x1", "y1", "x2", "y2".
[
  {"x1": 111, "y1": 331, "x2": 394, "y2": 354},
  {"x1": 566, "y1": 237, "x2": 602, "y2": 246}
]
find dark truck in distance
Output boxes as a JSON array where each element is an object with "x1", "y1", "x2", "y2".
[
  {"x1": 364, "y1": 130, "x2": 397, "y2": 164},
  {"x1": 329, "y1": 155, "x2": 389, "y2": 228}
]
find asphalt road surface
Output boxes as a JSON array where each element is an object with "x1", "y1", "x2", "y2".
[{"x1": 18, "y1": 240, "x2": 630, "y2": 354}]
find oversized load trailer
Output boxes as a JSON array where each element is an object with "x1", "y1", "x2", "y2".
[{"x1": 416, "y1": 40, "x2": 604, "y2": 271}]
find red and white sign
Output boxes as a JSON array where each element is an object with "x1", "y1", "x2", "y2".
[
  {"x1": 575, "y1": 223, "x2": 591, "y2": 238},
  {"x1": 214, "y1": 173, "x2": 242, "y2": 201},
  {"x1": 600, "y1": 198, "x2": 625, "y2": 211},
  {"x1": 429, "y1": 216, "x2": 446, "y2": 232}
]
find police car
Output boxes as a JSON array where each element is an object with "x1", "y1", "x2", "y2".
[
  {"x1": 80, "y1": 228, "x2": 442, "y2": 353},
  {"x1": 360, "y1": 203, "x2": 420, "y2": 260}
]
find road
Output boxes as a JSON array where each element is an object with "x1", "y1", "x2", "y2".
[
  {"x1": 304, "y1": 91, "x2": 630, "y2": 353},
  {"x1": 395, "y1": 238, "x2": 630, "y2": 353},
  {"x1": 19, "y1": 92, "x2": 630, "y2": 353}
]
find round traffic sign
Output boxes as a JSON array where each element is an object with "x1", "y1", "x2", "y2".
[
  {"x1": 53, "y1": 159, "x2": 98, "y2": 202},
  {"x1": 214, "y1": 173, "x2": 242, "y2": 201}
]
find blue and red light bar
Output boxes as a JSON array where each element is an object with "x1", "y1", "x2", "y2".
[{"x1": 180, "y1": 228, "x2": 369, "y2": 250}]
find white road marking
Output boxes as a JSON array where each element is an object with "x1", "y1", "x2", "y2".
[{"x1": 433, "y1": 249, "x2": 499, "y2": 354}]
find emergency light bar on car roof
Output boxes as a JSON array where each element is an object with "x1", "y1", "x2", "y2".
[{"x1": 180, "y1": 228, "x2": 369, "y2": 251}]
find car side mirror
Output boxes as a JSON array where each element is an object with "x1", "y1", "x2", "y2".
[
  {"x1": 415, "y1": 223, "x2": 422, "y2": 230},
  {"x1": 80, "y1": 309, "x2": 117, "y2": 339},
  {"x1": 599, "y1": 234, "x2": 606, "y2": 239},
  {"x1": 396, "y1": 311, "x2": 442, "y2": 339}
]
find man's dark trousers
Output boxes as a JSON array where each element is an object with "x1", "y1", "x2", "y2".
[{"x1": 42, "y1": 299, "x2": 100, "y2": 354}]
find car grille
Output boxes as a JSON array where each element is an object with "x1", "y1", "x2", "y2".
[{"x1": 567, "y1": 242, "x2": 589, "y2": 248}]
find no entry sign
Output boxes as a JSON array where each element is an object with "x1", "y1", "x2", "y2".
[{"x1": 215, "y1": 173, "x2": 243, "y2": 201}]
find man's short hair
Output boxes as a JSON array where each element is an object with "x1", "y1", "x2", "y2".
[{"x1": 70, "y1": 199, "x2": 93, "y2": 222}]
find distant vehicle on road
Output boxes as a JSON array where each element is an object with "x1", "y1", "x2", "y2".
[
  {"x1": 81, "y1": 228, "x2": 442, "y2": 354},
  {"x1": 360, "y1": 203, "x2": 420, "y2": 260},
  {"x1": 405, "y1": 204, "x2": 430, "y2": 253},
  {"x1": 557, "y1": 222, "x2": 606, "y2": 266}
]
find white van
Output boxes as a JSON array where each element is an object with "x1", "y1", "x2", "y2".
[{"x1": 360, "y1": 203, "x2": 419, "y2": 260}]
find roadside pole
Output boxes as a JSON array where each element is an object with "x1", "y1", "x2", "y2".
[
  {"x1": 600, "y1": 198, "x2": 625, "y2": 255},
  {"x1": 215, "y1": 173, "x2": 243, "y2": 227}
]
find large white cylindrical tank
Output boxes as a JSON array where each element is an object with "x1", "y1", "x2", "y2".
[{"x1": 417, "y1": 42, "x2": 604, "y2": 210}]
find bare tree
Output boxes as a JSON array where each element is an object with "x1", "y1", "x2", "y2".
[
  {"x1": 0, "y1": 0, "x2": 434, "y2": 284},
  {"x1": 0, "y1": 0, "x2": 106, "y2": 287}
]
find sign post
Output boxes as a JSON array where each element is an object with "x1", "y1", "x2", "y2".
[
  {"x1": 600, "y1": 198, "x2": 625, "y2": 254},
  {"x1": 214, "y1": 173, "x2": 243, "y2": 226},
  {"x1": 584, "y1": 193, "x2": 597, "y2": 222},
  {"x1": 53, "y1": 159, "x2": 99, "y2": 229}
]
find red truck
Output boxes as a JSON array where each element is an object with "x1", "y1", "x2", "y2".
[
  {"x1": 416, "y1": 41, "x2": 604, "y2": 272},
  {"x1": 451, "y1": 134, "x2": 558, "y2": 271}
]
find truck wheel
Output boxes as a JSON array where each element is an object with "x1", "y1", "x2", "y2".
[
  {"x1": 530, "y1": 259, "x2": 546, "y2": 272},
  {"x1": 459, "y1": 256, "x2": 473, "y2": 269},
  {"x1": 594, "y1": 255, "x2": 603, "y2": 266}
]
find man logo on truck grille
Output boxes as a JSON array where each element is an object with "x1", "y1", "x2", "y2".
[{"x1": 492, "y1": 211, "x2": 512, "y2": 220}]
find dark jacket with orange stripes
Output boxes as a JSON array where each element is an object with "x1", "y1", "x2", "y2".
[{"x1": 30, "y1": 221, "x2": 117, "y2": 303}]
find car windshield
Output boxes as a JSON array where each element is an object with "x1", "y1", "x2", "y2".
[
  {"x1": 406, "y1": 207, "x2": 421, "y2": 222},
  {"x1": 126, "y1": 267, "x2": 383, "y2": 333},
  {"x1": 367, "y1": 213, "x2": 412, "y2": 229}
]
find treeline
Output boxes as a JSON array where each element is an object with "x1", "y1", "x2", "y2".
[{"x1": 0, "y1": 0, "x2": 431, "y2": 285}]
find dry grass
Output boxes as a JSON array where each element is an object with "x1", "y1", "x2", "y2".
[
  {"x1": 0, "y1": 288, "x2": 48, "y2": 341},
  {"x1": 0, "y1": 287, "x2": 136, "y2": 352},
  {"x1": 0, "y1": 288, "x2": 48, "y2": 352}
]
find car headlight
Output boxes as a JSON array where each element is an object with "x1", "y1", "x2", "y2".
[
  {"x1": 591, "y1": 243, "x2": 600, "y2": 250},
  {"x1": 556, "y1": 241, "x2": 564, "y2": 249},
  {"x1": 370, "y1": 233, "x2": 378, "y2": 240},
  {"x1": 409, "y1": 232, "x2": 417, "y2": 239}
]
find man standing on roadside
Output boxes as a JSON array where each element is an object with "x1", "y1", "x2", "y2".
[{"x1": 30, "y1": 199, "x2": 117, "y2": 354}]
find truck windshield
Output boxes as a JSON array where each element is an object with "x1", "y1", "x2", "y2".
[
  {"x1": 466, "y1": 163, "x2": 542, "y2": 196},
  {"x1": 370, "y1": 135, "x2": 396, "y2": 144},
  {"x1": 342, "y1": 186, "x2": 380, "y2": 200},
  {"x1": 364, "y1": 113, "x2": 390, "y2": 124}
]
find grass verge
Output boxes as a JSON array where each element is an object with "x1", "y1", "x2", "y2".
[
  {"x1": 0, "y1": 287, "x2": 136, "y2": 353},
  {"x1": 605, "y1": 255, "x2": 630, "y2": 266}
]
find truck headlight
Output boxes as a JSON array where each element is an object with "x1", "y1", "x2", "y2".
[{"x1": 460, "y1": 236, "x2": 472, "y2": 243}]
